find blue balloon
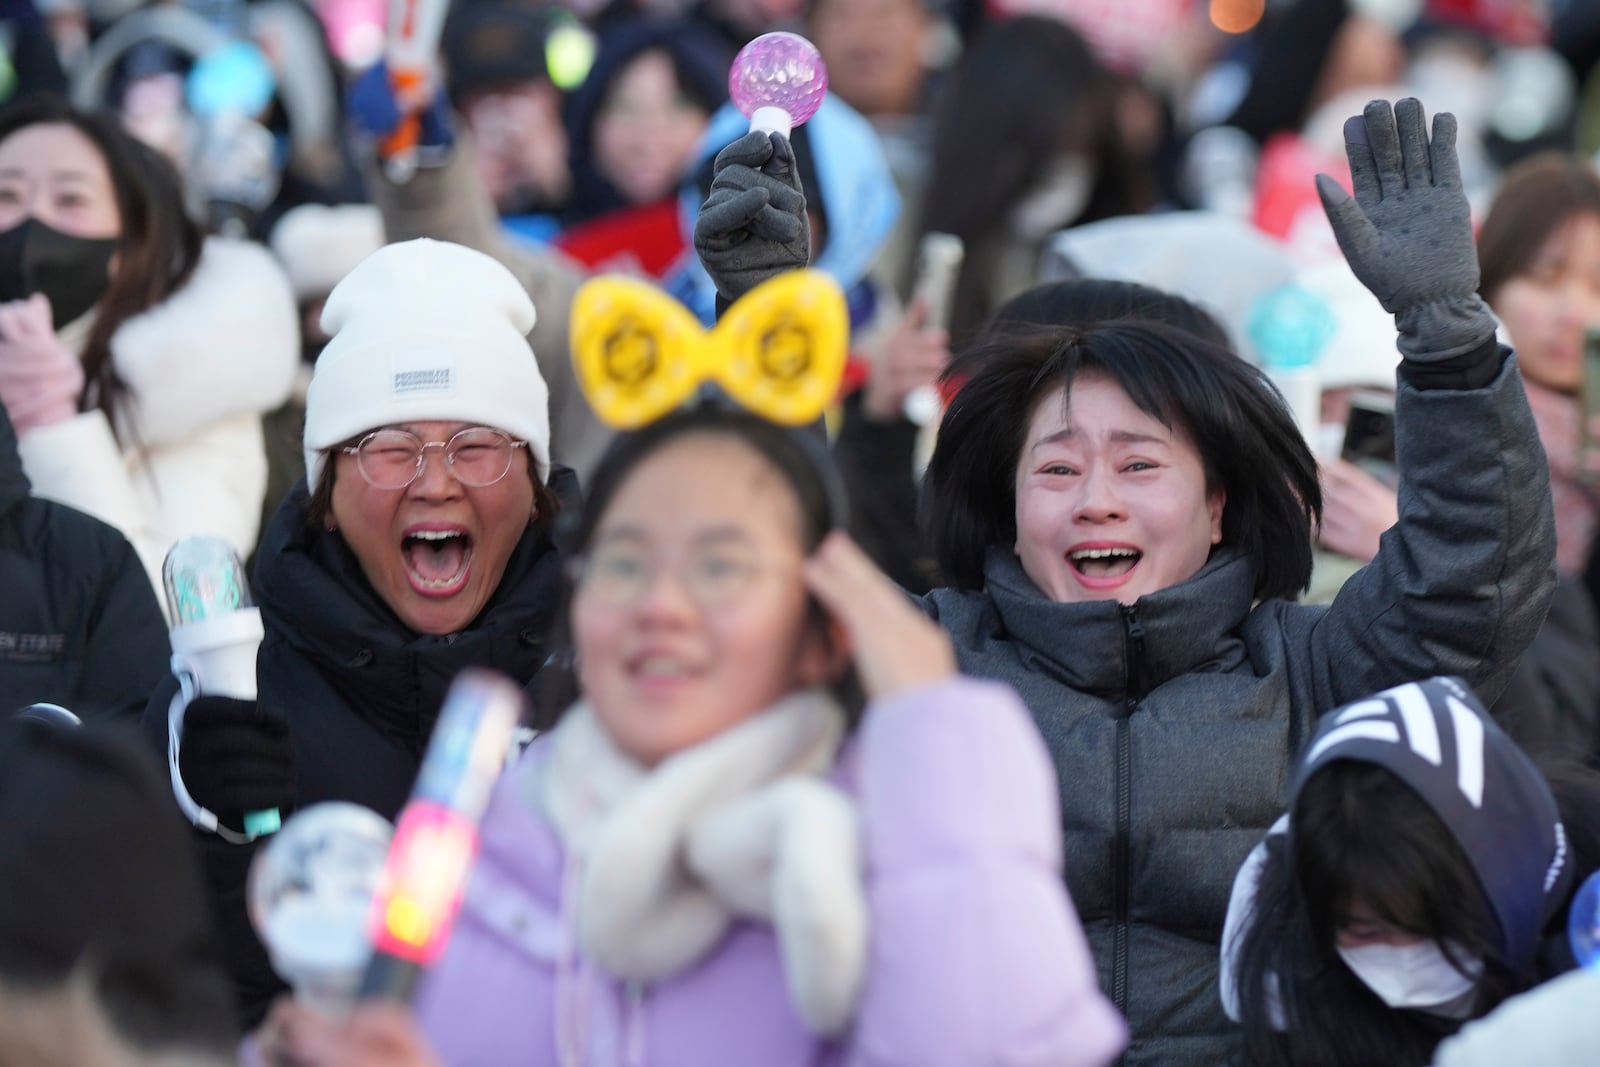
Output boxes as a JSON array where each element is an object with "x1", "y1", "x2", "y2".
[
  {"x1": 187, "y1": 40, "x2": 276, "y2": 118},
  {"x1": 1569, "y1": 870, "x2": 1600, "y2": 969}
]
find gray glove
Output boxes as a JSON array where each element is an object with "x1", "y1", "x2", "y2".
[
  {"x1": 694, "y1": 130, "x2": 810, "y2": 304},
  {"x1": 1316, "y1": 98, "x2": 1497, "y2": 364}
]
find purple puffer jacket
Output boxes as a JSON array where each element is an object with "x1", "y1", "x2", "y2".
[{"x1": 413, "y1": 677, "x2": 1127, "y2": 1067}]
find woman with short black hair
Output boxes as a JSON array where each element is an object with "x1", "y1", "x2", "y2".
[
  {"x1": 913, "y1": 100, "x2": 1556, "y2": 1066},
  {"x1": 928, "y1": 320, "x2": 1319, "y2": 599}
]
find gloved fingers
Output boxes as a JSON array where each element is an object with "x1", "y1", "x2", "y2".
[
  {"x1": 1362, "y1": 98, "x2": 1405, "y2": 201},
  {"x1": 1395, "y1": 97, "x2": 1432, "y2": 189},
  {"x1": 0, "y1": 301, "x2": 25, "y2": 343},
  {"x1": 1316, "y1": 173, "x2": 1382, "y2": 289},
  {"x1": 747, "y1": 206, "x2": 803, "y2": 245},
  {"x1": 1342, "y1": 115, "x2": 1382, "y2": 213},
  {"x1": 13, "y1": 294, "x2": 52, "y2": 339},
  {"x1": 1430, "y1": 110, "x2": 1461, "y2": 190},
  {"x1": 763, "y1": 133, "x2": 802, "y2": 193},
  {"x1": 711, "y1": 165, "x2": 807, "y2": 217},
  {"x1": 348, "y1": 62, "x2": 404, "y2": 137},
  {"x1": 713, "y1": 129, "x2": 776, "y2": 172},
  {"x1": 696, "y1": 186, "x2": 772, "y2": 243}
]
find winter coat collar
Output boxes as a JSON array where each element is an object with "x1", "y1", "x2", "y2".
[
  {"x1": 105, "y1": 237, "x2": 299, "y2": 450},
  {"x1": 0, "y1": 406, "x2": 26, "y2": 517},
  {"x1": 979, "y1": 546, "x2": 1258, "y2": 696},
  {"x1": 253, "y1": 471, "x2": 574, "y2": 755},
  {"x1": 538, "y1": 690, "x2": 867, "y2": 1035}
]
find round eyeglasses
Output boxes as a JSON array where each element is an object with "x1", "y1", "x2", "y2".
[
  {"x1": 574, "y1": 544, "x2": 785, "y2": 608},
  {"x1": 341, "y1": 427, "x2": 529, "y2": 490}
]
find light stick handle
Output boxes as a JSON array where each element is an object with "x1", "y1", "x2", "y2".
[{"x1": 749, "y1": 105, "x2": 793, "y2": 139}]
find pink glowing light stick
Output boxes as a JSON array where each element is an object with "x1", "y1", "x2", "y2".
[{"x1": 728, "y1": 31, "x2": 828, "y2": 140}]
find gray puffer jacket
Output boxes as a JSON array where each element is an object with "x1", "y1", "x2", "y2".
[{"x1": 924, "y1": 353, "x2": 1556, "y2": 1067}]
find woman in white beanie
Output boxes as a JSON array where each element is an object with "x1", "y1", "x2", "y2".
[{"x1": 143, "y1": 236, "x2": 578, "y2": 1028}]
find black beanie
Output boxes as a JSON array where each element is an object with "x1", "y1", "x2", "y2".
[{"x1": 0, "y1": 718, "x2": 236, "y2": 1055}]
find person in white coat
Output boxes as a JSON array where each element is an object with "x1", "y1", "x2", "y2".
[{"x1": 0, "y1": 95, "x2": 298, "y2": 597}]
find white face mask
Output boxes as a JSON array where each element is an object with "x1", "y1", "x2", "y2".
[
  {"x1": 1337, "y1": 940, "x2": 1483, "y2": 1017},
  {"x1": 1008, "y1": 156, "x2": 1095, "y2": 240}
]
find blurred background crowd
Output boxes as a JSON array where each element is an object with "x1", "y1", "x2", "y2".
[
  {"x1": 7, "y1": 0, "x2": 1600, "y2": 599},
  {"x1": 0, "y1": 0, "x2": 1594, "y2": 574}
]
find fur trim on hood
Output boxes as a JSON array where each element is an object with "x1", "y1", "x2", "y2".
[{"x1": 110, "y1": 237, "x2": 299, "y2": 450}]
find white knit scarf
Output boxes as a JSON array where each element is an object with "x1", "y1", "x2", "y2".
[{"x1": 538, "y1": 689, "x2": 868, "y2": 1036}]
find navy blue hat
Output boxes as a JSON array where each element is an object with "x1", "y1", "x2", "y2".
[{"x1": 1293, "y1": 676, "x2": 1574, "y2": 969}]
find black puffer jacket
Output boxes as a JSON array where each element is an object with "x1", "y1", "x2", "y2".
[
  {"x1": 0, "y1": 407, "x2": 168, "y2": 721},
  {"x1": 248, "y1": 472, "x2": 575, "y2": 817},
  {"x1": 1491, "y1": 574, "x2": 1600, "y2": 767},
  {"x1": 146, "y1": 469, "x2": 579, "y2": 1025}
]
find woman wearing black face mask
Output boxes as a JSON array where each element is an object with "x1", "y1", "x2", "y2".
[{"x1": 0, "y1": 95, "x2": 298, "y2": 599}]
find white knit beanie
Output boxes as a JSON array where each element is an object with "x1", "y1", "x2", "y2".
[{"x1": 302, "y1": 238, "x2": 551, "y2": 487}]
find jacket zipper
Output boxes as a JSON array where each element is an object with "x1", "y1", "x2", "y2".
[{"x1": 1113, "y1": 606, "x2": 1145, "y2": 1034}]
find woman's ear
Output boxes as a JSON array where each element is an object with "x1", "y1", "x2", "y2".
[{"x1": 799, "y1": 608, "x2": 853, "y2": 688}]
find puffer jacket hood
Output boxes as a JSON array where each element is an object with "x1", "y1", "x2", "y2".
[{"x1": 1292, "y1": 676, "x2": 1575, "y2": 971}]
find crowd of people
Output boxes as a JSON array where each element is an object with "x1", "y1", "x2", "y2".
[{"x1": 5, "y1": 0, "x2": 1600, "y2": 1065}]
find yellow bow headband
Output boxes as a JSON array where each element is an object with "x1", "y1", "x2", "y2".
[{"x1": 570, "y1": 270, "x2": 849, "y2": 430}]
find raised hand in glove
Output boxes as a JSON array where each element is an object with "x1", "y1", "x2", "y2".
[
  {"x1": 179, "y1": 695, "x2": 294, "y2": 842},
  {"x1": 1316, "y1": 98, "x2": 1497, "y2": 366},
  {"x1": 0, "y1": 293, "x2": 83, "y2": 436},
  {"x1": 347, "y1": 61, "x2": 454, "y2": 161},
  {"x1": 694, "y1": 130, "x2": 810, "y2": 304}
]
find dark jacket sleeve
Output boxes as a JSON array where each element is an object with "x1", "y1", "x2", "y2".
[
  {"x1": 74, "y1": 533, "x2": 172, "y2": 724},
  {"x1": 142, "y1": 676, "x2": 286, "y2": 1031},
  {"x1": 833, "y1": 391, "x2": 938, "y2": 595},
  {"x1": 1489, "y1": 575, "x2": 1600, "y2": 767},
  {"x1": 1291, "y1": 348, "x2": 1558, "y2": 709}
]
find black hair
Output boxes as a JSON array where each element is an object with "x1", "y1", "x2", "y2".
[
  {"x1": 917, "y1": 17, "x2": 1152, "y2": 346},
  {"x1": 0, "y1": 94, "x2": 203, "y2": 438},
  {"x1": 0, "y1": 719, "x2": 235, "y2": 1057},
  {"x1": 1232, "y1": 758, "x2": 1568, "y2": 1067},
  {"x1": 925, "y1": 321, "x2": 1320, "y2": 599},
  {"x1": 569, "y1": 407, "x2": 843, "y2": 556},
  {"x1": 986, "y1": 278, "x2": 1233, "y2": 351},
  {"x1": 1225, "y1": 0, "x2": 1352, "y2": 145},
  {"x1": 536, "y1": 405, "x2": 859, "y2": 727}
]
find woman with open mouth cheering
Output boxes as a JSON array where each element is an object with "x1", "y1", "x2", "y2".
[
  {"x1": 145, "y1": 237, "x2": 576, "y2": 1029},
  {"x1": 913, "y1": 98, "x2": 1557, "y2": 1067}
]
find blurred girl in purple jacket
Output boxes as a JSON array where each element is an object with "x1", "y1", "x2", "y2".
[{"x1": 258, "y1": 312, "x2": 1125, "y2": 1065}]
